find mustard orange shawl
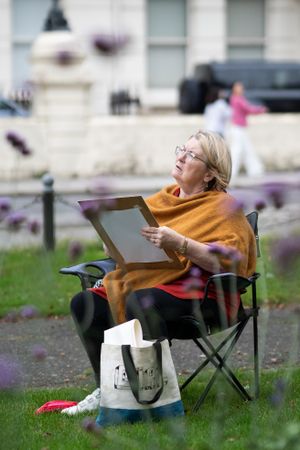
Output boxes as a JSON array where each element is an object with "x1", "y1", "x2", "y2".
[{"x1": 103, "y1": 185, "x2": 257, "y2": 323}]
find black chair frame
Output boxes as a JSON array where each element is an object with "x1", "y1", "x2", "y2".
[
  {"x1": 174, "y1": 270, "x2": 260, "y2": 411},
  {"x1": 60, "y1": 211, "x2": 260, "y2": 412}
]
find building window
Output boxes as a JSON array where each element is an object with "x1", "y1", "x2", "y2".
[
  {"x1": 147, "y1": 0, "x2": 186, "y2": 88},
  {"x1": 12, "y1": 0, "x2": 52, "y2": 88},
  {"x1": 227, "y1": 0, "x2": 265, "y2": 59}
]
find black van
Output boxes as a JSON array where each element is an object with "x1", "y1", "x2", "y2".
[{"x1": 179, "y1": 60, "x2": 300, "y2": 113}]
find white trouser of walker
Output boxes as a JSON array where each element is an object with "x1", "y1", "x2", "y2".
[{"x1": 230, "y1": 125, "x2": 264, "y2": 178}]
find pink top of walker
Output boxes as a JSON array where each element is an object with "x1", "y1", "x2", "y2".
[{"x1": 230, "y1": 94, "x2": 267, "y2": 127}]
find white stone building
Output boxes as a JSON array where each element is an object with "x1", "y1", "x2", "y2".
[
  {"x1": 1, "y1": 0, "x2": 300, "y2": 113},
  {"x1": 0, "y1": 0, "x2": 300, "y2": 179}
]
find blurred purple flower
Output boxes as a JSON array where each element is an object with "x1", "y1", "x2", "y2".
[
  {"x1": 229, "y1": 249, "x2": 243, "y2": 263},
  {"x1": 0, "y1": 355, "x2": 23, "y2": 390},
  {"x1": 20, "y1": 145, "x2": 32, "y2": 156},
  {"x1": 5, "y1": 130, "x2": 32, "y2": 156},
  {"x1": 224, "y1": 197, "x2": 245, "y2": 215},
  {"x1": 272, "y1": 235, "x2": 300, "y2": 273},
  {"x1": 5, "y1": 130, "x2": 24, "y2": 148},
  {"x1": 183, "y1": 277, "x2": 203, "y2": 293},
  {"x1": 20, "y1": 305, "x2": 39, "y2": 319},
  {"x1": 31, "y1": 344, "x2": 47, "y2": 361},
  {"x1": 90, "y1": 178, "x2": 116, "y2": 209},
  {"x1": 55, "y1": 50, "x2": 75, "y2": 65},
  {"x1": 208, "y1": 243, "x2": 228, "y2": 257},
  {"x1": 269, "y1": 378, "x2": 287, "y2": 408},
  {"x1": 0, "y1": 197, "x2": 11, "y2": 213},
  {"x1": 68, "y1": 240, "x2": 84, "y2": 261},
  {"x1": 208, "y1": 243, "x2": 242, "y2": 263},
  {"x1": 27, "y1": 219, "x2": 41, "y2": 235},
  {"x1": 100, "y1": 197, "x2": 116, "y2": 209},
  {"x1": 80, "y1": 199, "x2": 102, "y2": 219},
  {"x1": 81, "y1": 417, "x2": 102, "y2": 435},
  {"x1": 254, "y1": 198, "x2": 267, "y2": 212},
  {"x1": 140, "y1": 294, "x2": 154, "y2": 310},
  {"x1": 5, "y1": 211, "x2": 26, "y2": 231},
  {"x1": 0, "y1": 197, "x2": 12, "y2": 221},
  {"x1": 92, "y1": 33, "x2": 129, "y2": 55},
  {"x1": 91, "y1": 178, "x2": 113, "y2": 196},
  {"x1": 183, "y1": 267, "x2": 203, "y2": 293},
  {"x1": 190, "y1": 267, "x2": 202, "y2": 278},
  {"x1": 263, "y1": 182, "x2": 287, "y2": 209},
  {"x1": 233, "y1": 198, "x2": 245, "y2": 212}
]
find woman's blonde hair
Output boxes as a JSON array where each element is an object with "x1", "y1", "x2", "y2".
[{"x1": 193, "y1": 130, "x2": 232, "y2": 191}]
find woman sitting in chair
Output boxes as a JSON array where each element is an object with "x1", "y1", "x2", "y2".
[{"x1": 62, "y1": 129, "x2": 257, "y2": 415}]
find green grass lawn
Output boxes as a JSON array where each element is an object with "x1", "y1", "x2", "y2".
[
  {"x1": 1, "y1": 368, "x2": 300, "y2": 450},
  {"x1": 0, "y1": 236, "x2": 299, "y2": 318},
  {"x1": 0, "y1": 241, "x2": 104, "y2": 317}
]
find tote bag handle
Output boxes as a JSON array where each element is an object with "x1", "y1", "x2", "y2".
[{"x1": 121, "y1": 341, "x2": 164, "y2": 405}]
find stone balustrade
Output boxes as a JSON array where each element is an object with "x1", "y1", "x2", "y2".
[{"x1": 1, "y1": 113, "x2": 299, "y2": 180}]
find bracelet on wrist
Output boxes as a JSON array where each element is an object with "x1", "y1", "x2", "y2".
[{"x1": 177, "y1": 237, "x2": 188, "y2": 255}]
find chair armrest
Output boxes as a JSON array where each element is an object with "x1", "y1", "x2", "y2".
[
  {"x1": 204, "y1": 272, "x2": 252, "y2": 297},
  {"x1": 248, "y1": 272, "x2": 260, "y2": 283},
  {"x1": 59, "y1": 258, "x2": 116, "y2": 289},
  {"x1": 205, "y1": 272, "x2": 260, "y2": 313}
]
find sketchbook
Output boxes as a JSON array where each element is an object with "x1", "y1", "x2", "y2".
[{"x1": 78, "y1": 196, "x2": 182, "y2": 270}]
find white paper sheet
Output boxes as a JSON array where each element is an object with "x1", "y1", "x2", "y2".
[{"x1": 100, "y1": 208, "x2": 172, "y2": 263}]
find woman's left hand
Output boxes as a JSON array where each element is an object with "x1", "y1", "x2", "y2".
[{"x1": 140, "y1": 226, "x2": 182, "y2": 250}]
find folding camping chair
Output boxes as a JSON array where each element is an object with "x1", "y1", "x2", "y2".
[{"x1": 60, "y1": 211, "x2": 260, "y2": 412}]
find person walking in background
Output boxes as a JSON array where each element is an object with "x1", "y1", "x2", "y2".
[
  {"x1": 229, "y1": 81, "x2": 268, "y2": 179},
  {"x1": 204, "y1": 86, "x2": 231, "y2": 138}
]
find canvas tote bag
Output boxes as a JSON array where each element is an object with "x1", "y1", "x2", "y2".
[{"x1": 96, "y1": 319, "x2": 184, "y2": 426}]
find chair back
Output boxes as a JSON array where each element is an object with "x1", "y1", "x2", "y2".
[{"x1": 246, "y1": 211, "x2": 260, "y2": 257}]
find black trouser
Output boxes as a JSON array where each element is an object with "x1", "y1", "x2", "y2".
[{"x1": 70, "y1": 288, "x2": 222, "y2": 386}]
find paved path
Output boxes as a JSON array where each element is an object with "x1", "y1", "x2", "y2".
[
  {"x1": 1, "y1": 306, "x2": 299, "y2": 389},
  {"x1": 0, "y1": 171, "x2": 299, "y2": 196}
]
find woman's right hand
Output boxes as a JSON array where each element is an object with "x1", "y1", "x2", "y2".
[{"x1": 141, "y1": 226, "x2": 183, "y2": 251}]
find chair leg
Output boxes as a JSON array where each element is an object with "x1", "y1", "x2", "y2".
[
  {"x1": 197, "y1": 323, "x2": 252, "y2": 402},
  {"x1": 180, "y1": 353, "x2": 211, "y2": 391},
  {"x1": 192, "y1": 365, "x2": 221, "y2": 412},
  {"x1": 181, "y1": 323, "x2": 244, "y2": 392},
  {"x1": 253, "y1": 317, "x2": 259, "y2": 398},
  {"x1": 181, "y1": 320, "x2": 252, "y2": 411},
  {"x1": 251, "y1": 282, "x2": 260, "y2": 399}
]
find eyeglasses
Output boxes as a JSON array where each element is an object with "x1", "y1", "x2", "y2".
[{"x1": 175, "y1": 146, "x2": 207, "y2": 165}]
